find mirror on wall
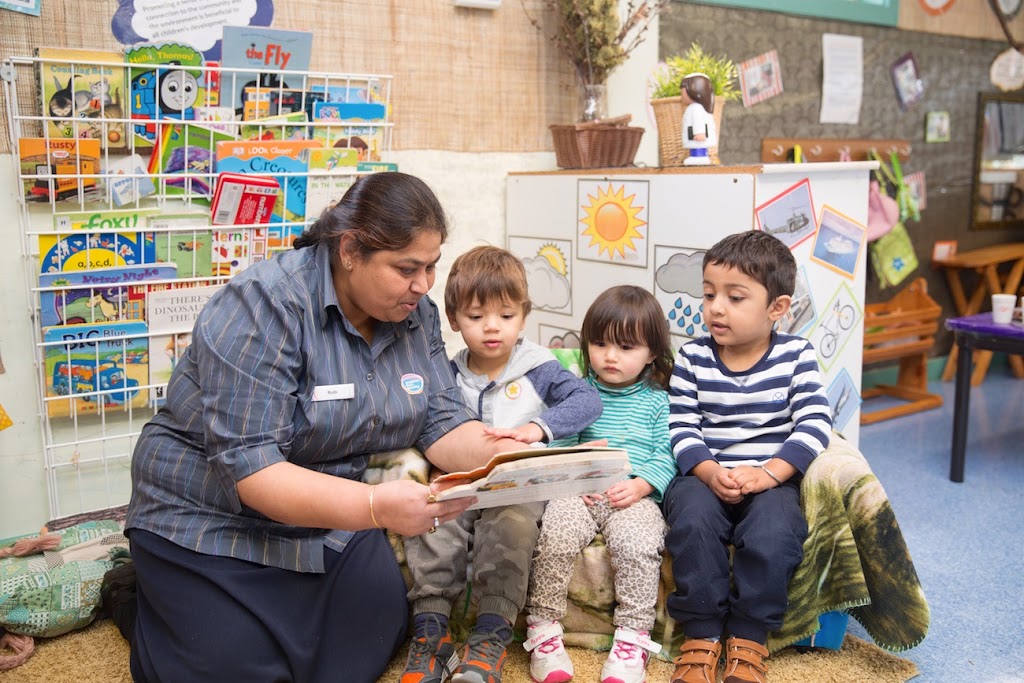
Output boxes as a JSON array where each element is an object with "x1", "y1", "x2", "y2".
[{"x1": 971, "y1": 91, "x2": 1024, "y2": 230}]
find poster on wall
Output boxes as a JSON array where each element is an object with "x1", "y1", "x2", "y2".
[
  {"x1": 508, "y1": 236, "x2": 573, "y2": 317},
  {"x1": 577, "y1": 180, "x2": 649, "y2": 268},
  {"x1": 111, "y1": 0, "x2": 275, "y2": 61},
  {"x1": 754, "y1": 178, "x2": 816, "y2": 249},
  {"x1": 683, "y1": 0, "x2": 898, "y2": 27},
  {"x1": 653, "y1": 246, "x2": 707, "y2": 341}
]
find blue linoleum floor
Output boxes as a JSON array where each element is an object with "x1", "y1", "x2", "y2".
[{"x1": 853, "y1": 367, "x2": 1024, "y2": 683}]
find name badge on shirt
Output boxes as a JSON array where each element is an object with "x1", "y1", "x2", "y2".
[{"x1": 312, "y1": 384, "x2": 355, "y2": 401}]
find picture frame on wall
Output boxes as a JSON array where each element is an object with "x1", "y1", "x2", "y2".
[
  {"x1": 925, "y1": 111, "x2": 950, "y2": 143},
  {"x1": 891, "y1": 52, "x2": 925, "y2": 111}
]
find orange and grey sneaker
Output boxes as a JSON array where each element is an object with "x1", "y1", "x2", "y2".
[
  {"x1": 400, "y1": 626, "x2": 460, "y2": 683},
  {"x1": 450, "y1": 629, "x2": 513, "y2": 683}
]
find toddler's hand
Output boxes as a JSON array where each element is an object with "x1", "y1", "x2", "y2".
[
  {"x1": 710, "y1": 467, "x2": 744, "y2": 504},
  {"x1": 731, "y1": 465, "x2": 774, "y2": 495},
  {"x1": 581, "y1": 493, "x2": 604, "y2": 506},
  {"x1": 482, "y1": 422, "x2": 544, "y2": 444},
  {"x1": 605, "y1": 477, "x2": 653, "y2": 509}
]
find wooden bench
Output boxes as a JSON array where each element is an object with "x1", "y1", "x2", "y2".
[{"x1": 861, "y1": 277, "x2": 943, "y2": 425}]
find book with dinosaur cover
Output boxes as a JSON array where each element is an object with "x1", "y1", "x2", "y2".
[
  {"x1": 147, "y1": 284, "x2": 223, "y2": 405},
  {"x1": 434, "y1": 446, "x2": 631, "y2": 510},
  {"x1": 36, "y1": 47, "x2": 128, "y2": 150}
]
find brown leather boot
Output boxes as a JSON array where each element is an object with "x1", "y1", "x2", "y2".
[
  {"x1": 671, "y1": 638, "x2": 721, "y2": 683},
  {"x1": 722, "y1": 637, "x2": 769, "y2": 683}
]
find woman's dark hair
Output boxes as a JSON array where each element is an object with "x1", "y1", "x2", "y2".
[
  {"x1": 703, "y1": 230, "x2": 796, "y2": 303},
  {"x1": 293, "y1": 172, "x2": 448, "y2": 268},
  {"x1": 681, "y1": 72, "x2": 714, "y2": 114},
  {"x1": 580, "y1": 285, "x2": 674, "y2": 390}
]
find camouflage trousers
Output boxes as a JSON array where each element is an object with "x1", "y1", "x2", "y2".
[
  {"x1": 406, "y1": 501, "x2": 544, "y2": 626},
  {"x1": 527, "y1": 496, "x2": 666, "y2": 632}
]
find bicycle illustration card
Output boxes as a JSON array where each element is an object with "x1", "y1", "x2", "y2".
[{"x1": 808, "y1": 282, "x2": 862, "y2": 373}]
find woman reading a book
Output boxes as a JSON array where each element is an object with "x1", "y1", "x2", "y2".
[{"x1": 124, "y1": 172, "x2": 527, "y2": 683}]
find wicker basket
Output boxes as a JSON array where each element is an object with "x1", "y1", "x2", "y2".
[
  {"x1": 651, "y1": 96, "x2": 723, "y2": 166},
  {"x1": 550, "y1": 123, "x2": 644, "y2": 169}
]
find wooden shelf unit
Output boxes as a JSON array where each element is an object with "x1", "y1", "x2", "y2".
[{"x1": 860, "y1": 278, "x2": 943, "y2": 425}]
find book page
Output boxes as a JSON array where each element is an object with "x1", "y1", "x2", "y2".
[{"x1": 436, "y1": 447, "x2": 630, "y2": 510}]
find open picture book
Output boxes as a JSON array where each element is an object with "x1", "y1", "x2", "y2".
[{"x1": 434, "y1": 445, "x2": 631, "y2": 510}]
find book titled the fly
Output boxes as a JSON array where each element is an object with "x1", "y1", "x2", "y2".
[{"x1": 210, "y1": 172, "x2": 279, "y2": 226}]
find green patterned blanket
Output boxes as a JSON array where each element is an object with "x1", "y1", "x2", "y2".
[{"x1": 365, "y1": 434, "x2": 929, "y2": 657}]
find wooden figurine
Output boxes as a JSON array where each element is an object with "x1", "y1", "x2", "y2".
[{"x1": 681, "y1": 72, "x2": 716, "y2": 166}]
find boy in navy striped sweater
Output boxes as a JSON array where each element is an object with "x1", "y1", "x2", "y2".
[{"x1": 666, "y1": 231, "x2": 832, "y2": 683}]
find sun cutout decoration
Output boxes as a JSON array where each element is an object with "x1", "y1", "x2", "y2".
[
  {"x1": 579, "y1": 184, "x2": 646, "y2": 259},
  {"x1": 537, "y1": 243, "x2": 568, "y2": 275}
]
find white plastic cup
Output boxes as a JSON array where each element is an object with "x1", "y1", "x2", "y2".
[{"x1": 992, "y1": 293, "x2": 1016, "y2": 324}]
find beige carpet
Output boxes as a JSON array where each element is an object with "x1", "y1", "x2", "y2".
[{"x1": 1, "y1": 618, "x2": 918, "y2": 682}]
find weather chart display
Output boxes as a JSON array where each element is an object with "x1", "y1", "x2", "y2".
[{"x1": 507, "y1": 168, "x2": 869, "y2": 442}]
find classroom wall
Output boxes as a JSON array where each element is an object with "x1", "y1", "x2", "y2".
[
  {"x1": 3, "y1": 0, "x2": 1023, "y2": 536},
  {"x1": 662, "y1": 3, "x2": 1024, "y2": 353}
]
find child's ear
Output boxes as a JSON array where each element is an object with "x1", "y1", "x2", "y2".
[
  {"x1": 768, "y1": 295, "x2": 792, "y2": 322},
  {"x1": 448, "y1": 316, "x2": 460, "y2": 332}
]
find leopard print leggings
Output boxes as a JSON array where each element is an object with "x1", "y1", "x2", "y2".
[{"x1": 527, "y1": 495, "x2": 666, "y2": 631}]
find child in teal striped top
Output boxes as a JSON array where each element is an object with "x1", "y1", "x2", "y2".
[{"x1": 525, "y1": 285, "x2": 676, "y2": 683}]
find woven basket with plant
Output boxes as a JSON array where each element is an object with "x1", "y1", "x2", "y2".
[
  {"x1": 649, "y1": 43, "x2": 739, "y2": 166},
  {"x1": 523, "y1": 0, "x2": 669, "y2": 168}
]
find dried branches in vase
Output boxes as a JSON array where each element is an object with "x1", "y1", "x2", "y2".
[{"x1": 523, "y1": 0, "x2": 670, "y2": 120}]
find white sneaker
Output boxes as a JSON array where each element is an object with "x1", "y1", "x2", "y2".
[
  {"x1": 599, "y1": 628, "x2": 661, "y2": 683},
  {"x1": 524, "y1": 618, "x2": 574, "y2": 683}
]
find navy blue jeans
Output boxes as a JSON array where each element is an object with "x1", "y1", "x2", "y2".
[
  {"x1": 662, "y1": 474, "x2": 807, "y2": 643},
  {"x1": 129, "y1": 528, "x2": 408, "y2": 683}
]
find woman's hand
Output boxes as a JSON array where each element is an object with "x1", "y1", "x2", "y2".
[{"x1": 372, "y1": 479, "x2": 474, "y2": 537}]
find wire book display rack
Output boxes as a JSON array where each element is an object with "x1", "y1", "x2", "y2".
[{"x1": 2, "y1": 52, "x2": 394, "y2": 520}]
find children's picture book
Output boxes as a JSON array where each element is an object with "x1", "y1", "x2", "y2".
[
  {"x1": 220, "y1": 26, "x2": 313, "y2": 117},
  {"x1": 155, "y1": 123, "x2": 236, "y2": 201},
  {"x1": 38, "y1": 264, "x2": 177, "y2": 328},
  {"x1": 241, "y1": 87, "x2": 313, "y2": 122},
  {"x1": 304, "y1": 147, "x2": 358, "y2": 219},
  {"x1": 150, "y1": 213, "x2": 214, "y2": 278},
  {"x1": 312, "y1": 101, "x2": 387, "y2": 162},
  {"x1": 42, "y1": 320, "x2": 149, "y2": 418},
  {"x1": 215, "y1": 139, "x2": 319, "y2": 246},
  {"x1": 52, "y1": 207, "x2": 158, "y2": 232},
  {"x1": 195, "y1": 105, "x2": 236, "y2": 133},
  {"x1": 103, "y1": 154, "x2": 157, "y2": 207},
  {"x1": 147, "y1": 284, "x2": 222, "y2": 405},
  {"x1": 212, "y1": 227, "x2": 268, "y2": 276},
  {"x1": 309, "y1": 81, "x2": 385, "y2": 105},
  {"x1": 36, "y1": 47, "x2": 128, "y2": 150},
  {"x1": 39, "y1": 231, "x2": 156, "y2": 274},
  {"x1": 357, "y1": 161, "x2": 398, "y2": 173},
  {"x1": 211, "y1": 172, "x2": 279, "y2": 226},
  {"x1": 124, "y1": 42, "x2": 206, "y2": 147},
  {"x1": 239, "y1": 111, "x2": 309, "y2": 140},
  {"x1": 434, "y1": 446, "x2": 631, "y2": 510},
  {"x1": 17, "y1": 137, "x2": 101, "y2": 202}
]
